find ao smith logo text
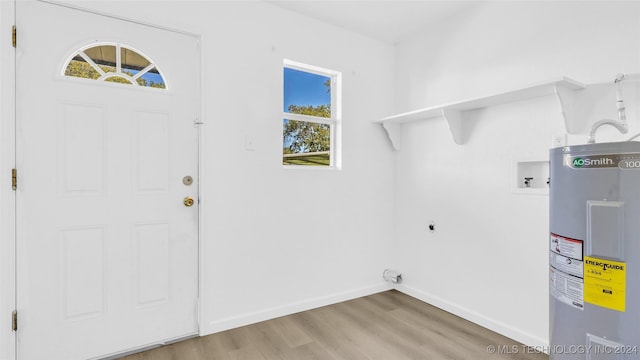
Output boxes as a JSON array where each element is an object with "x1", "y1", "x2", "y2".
[
  {"x1": 567, "y1": 155, "x2": 618, "y2": 169},
  {"x1": 571, "y1": 157, "x2": 614, "y2": 168},
  {"x1": 584, "y1": 259, "x2": 625, "y2": 271},
  {"x1": 565, "y1": 153, "x2": 640, "y2": 169}
]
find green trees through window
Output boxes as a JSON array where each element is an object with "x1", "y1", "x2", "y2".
[{"x1": 284, "y1": 105, "x2": 330, "y2": 153}]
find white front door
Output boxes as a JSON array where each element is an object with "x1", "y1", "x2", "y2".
[{"x1": 16, "y1": 2, "x2": 200, "y2": 359}]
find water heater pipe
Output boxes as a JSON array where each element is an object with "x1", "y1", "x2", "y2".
[
  {"x1": 382, "y1": 269, "x2": 402, "y2": 284},
  {"x1": 587, "y1": 74, "x2": 629, "y2": 144}
]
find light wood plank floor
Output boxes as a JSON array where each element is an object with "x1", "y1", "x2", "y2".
[{"x1": 119, "y1": 290, "x2": 548, "y2": 360}]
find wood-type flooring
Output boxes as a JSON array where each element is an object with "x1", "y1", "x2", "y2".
[{"x1": 119, "y1": 290, "x2": 548, "y2": 360}]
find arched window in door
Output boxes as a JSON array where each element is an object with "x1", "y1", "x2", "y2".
[{"x1": 62, "y1": 42, "x2": 167, "y2": 89}]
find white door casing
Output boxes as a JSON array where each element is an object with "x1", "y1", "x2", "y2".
[{"x1": 16, "y1": 2, "x2": 200, "y2": 359}]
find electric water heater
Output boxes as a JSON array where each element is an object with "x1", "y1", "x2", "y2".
[{"x1": 550, "y1": 142, "x2": 640, "y2": 359}]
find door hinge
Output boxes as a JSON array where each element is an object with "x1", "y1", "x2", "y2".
[
  {"x1": 11, "y1": 310, "x2": 17, "y2": 332},
  {"x1": 11, "y1": 25, "x2": 16, "y2": 48},
  {"x1": 11, "y1": 168, "x2": 17, "y2": 190}
]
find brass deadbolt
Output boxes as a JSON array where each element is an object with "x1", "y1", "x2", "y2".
[{"x1": 183, "y1": 196, "x2": 195, "y2": 207}]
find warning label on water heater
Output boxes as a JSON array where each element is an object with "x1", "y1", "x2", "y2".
[
  {"x1": 549, "y1": 233, "x2": 584, "y2": 310},
  {"x1": 584, "y1": 256, "x2": 626, "y2": 312}
]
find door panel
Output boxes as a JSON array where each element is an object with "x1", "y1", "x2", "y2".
[{"x1": 16, "y1": 2, "x2": 200, "y2": 359}]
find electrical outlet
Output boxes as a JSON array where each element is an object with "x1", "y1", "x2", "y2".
[
  {"x1": 245, "y1": 134, "x2": 257, "y2": 151},
  {"x1": 552, "y1": 134, "x2": 567, "y2": 148}
]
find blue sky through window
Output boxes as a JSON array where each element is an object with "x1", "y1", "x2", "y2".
[
  {"x1": 283, "y1": 67, "x2": 331, "y2": 112},
  {"x1": 127, "y1": 68, "x2": 165, "y2": 87}
]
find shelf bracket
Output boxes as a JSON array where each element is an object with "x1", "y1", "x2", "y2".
[
  {"x1": 441, "y1": 109, "x2": 465, "y2": 145},
  {"x1": 381, "y1": 122, "x2": 402, "y2": 151},
  {"x1": 554, "y1": 84, "x2": 579, "y2": 134}
]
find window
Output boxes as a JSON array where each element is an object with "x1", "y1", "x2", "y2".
[
  {"x1": 283, "y1": 60, "x2": 341, "y2": 167},
  {"x1": 62, "y1": 43, "x2": 167, "y2": 89}
]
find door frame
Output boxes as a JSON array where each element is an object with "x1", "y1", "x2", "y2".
[
  {"x1": 1, "y1": 0, "x2": 17, "y2": 359},
  {"x1": 2, "y1": 1, "x2": 205, "y2": 358}
]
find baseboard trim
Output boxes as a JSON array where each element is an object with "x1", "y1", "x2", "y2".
[
  {"x1": 203, "y1": 282, "x2": 393, "y2": 335},
  {"x1": 395, "y1": 284, "x2": 548, "y2": 349},
  {"x1": 94, "y1": 332, "x2": 198, "y2": 360}
]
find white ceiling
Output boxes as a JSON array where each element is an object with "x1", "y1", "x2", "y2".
[{"x1": 266, "y1": 1, "x2": 477, "y2": 44}]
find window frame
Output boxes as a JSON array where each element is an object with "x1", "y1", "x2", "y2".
[
  {"x1": 283, "y1": 59, "x2": 342, "y2": 169},
  {"x1": 61, "y1": 42, "x2": 168, "y2": 91}
]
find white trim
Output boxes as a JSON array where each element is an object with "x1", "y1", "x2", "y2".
[
  {"x1": 97, "y1": 72, "x2": 137, "y2": 85},
  {"x1": 1, "y1": 1, "x2": 16, "y2": 359},
  {"x1": 395, "y1": 284, "x2": 548, "y2": 349},
  {"x1": 38, "y1": 0, "x2": 200, "y2": 38},
  {"x1": 283, "y1": 58, "x2": 341, "y2": 79},
  {"x1": 78, "y1": 51, "x2": 107, "y2": 76},
  {"x1": 64, "y1": 43, "x2": 168, "y2": 90},
  {"x1": 195, "y1": 33, "x2": 205, "y2": 337},
  {"x1": 283, "y1": 59, "x2": 342, "y2": 169},
  {"x1": 282, "y1": 164, "x2": 338, "y2": 171},
  {"x1": 283, "y1": 150, "x2": 330, "y2": 158},
  {"x1": 92, "y1": 333, "x2": 198, "y2": 360},
  {"x1": 332, "y1": 68, "x2": 342, "y2": 169},
  {"x1": 283, "y1": 112, "x2": 335, "y2": 126},
  {"x1": 115, "y1": 43, "x2": 122, "y2": 74},
  {"x1": 132, "y1": 63, "x2": 157, "y2": 81},
  {"x1": 57, "y1": 74, "x2": 169, "y2": 94},
  {"x1": 203, "y1": 283, "x2": 392, "y2": 335}
]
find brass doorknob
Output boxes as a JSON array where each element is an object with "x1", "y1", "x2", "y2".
[{"x1": 183, "y1": 196, "x2": 195, "y2": 207}]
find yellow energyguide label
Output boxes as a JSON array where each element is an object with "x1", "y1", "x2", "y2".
[{"x1": 584, "y1": 256, "x2": 626, "y2": 312}]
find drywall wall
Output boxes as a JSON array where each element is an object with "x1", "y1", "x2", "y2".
[
  {"x1": 392, "y1": 1, "x2": 640, "y2": 347},
  {"x1": 196, "y1": 2, "x2": 396, "y2": 333},
  {"x1": 50, "y1": 0, "x2": 397, "y2": 335}
]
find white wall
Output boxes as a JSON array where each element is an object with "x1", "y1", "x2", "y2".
[
  {"x1": 392, "y1": 1, "x2": 640, "y2": 347},
  {"x1": 395, "y1": 1, "x2": 640, "y2": 111},
  {"x1": 48, "y1": 0, "x2": 397, "y2": 335},
  {"x1": 194, "y1": 2, "x2": 397, "y2": 332}
]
